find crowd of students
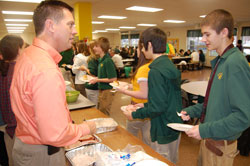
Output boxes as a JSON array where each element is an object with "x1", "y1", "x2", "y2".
[{"x1": 0, "y1": 1, "x2": 250, "y2": 166}]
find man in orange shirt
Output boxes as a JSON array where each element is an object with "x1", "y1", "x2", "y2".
[{"x1": 10, "y1": 1, "x2": 95, "y2": 166}]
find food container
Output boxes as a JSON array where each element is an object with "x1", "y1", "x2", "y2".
[
  {"x1": 65, "y1": 135, "x2": 101, "y2": 151},
  {"x1": 87, "y1": 118, "x2": 118, "y2": 134},
  {"x1": 66, "y1": 90, "x2": 80, "y2": 103},
  {"x1": 66, "y1": 143, "x2": 113, "y2": 166}
]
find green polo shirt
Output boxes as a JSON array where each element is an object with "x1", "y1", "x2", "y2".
[
  {"x1": 185, "y1": 47, "x2": 250, "y2": 140},
  {"x1": 132, "y1": 55, "x2": 182, "y2": 144},
  {"x1": 85, "y1": 58, "x2": 99, "y2": 90},
  {"x1": 98, "y1": 54, "x2": 117, "y2": 90}
]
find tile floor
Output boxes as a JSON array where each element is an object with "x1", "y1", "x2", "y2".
[{"x1": 108, "y1": 68, "x2": 250, "y2": 166}]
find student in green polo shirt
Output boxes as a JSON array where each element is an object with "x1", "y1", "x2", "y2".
[
  {"x1": 89, "y1": 37, "x2": 117, "y2": 115},
  {"x1": 181, "y1": 9, "x2": 250, "y2": 166},
  {"x1": 123, "y1": 27, "x2": 182, "y2": 164}
]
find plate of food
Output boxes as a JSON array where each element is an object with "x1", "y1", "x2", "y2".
[
  {"x1": 79, "y1": 75, "x2": 95, "y2": 83},
  {"x1": 121, "y1": 105, "x2": 141, "y2": 112},
  {"x1": 64, "y1": 134, "x2": 101, "y2": 151},
  {"x1": 109, "y1": 81, "x2": 129, "y2": 89},
  {"x1": 167, "y1": 123, "x2": 193, "y2": 132}
]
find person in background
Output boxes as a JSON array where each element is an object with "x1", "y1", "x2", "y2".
[
  {"x1": 110, "y1": 48, "x2": 124, "y2": 78},
  {"x1": 84, "y1": 40, "x2": 99, "y2": 107},
  {"x1": 236, "y1": 39, "x2": 243, "y2": 52},
  {"x1": 89, "y1": 37, "x2": 117, "y2": 115},
  {"x1": 114, "y1": 46, "x2": 120, "y2": 54},
  {"x1": 178, "y1": 49, "x2": 185, "y2": 57},
  {"x1": 199, "y1": 49, "x2": 206, "y2": 69},
  {"x1": 72, "y1": 42, "x2": 90, "y2": 97},
  {"x1": 123, "y1": 27, "x2": 182, "y2": 164},
  {"x1": 181, "y1": 9, "x2": 250, "y2": 166},
  {"x1": 191, "y1": 50, "x2": 200, "y2": 63},
  {"x1": 184, "y1": 49, "x2": 192, "y2": 56},
  {"x1": 0, "y1": 35, "x2": 24, "y2": 166},
  {"x1": 120, "y1": 47, "x2": 129, "y2": 59},
  {"x1": 117, "y1": 44, "x2": 152, "y2": 146},
  {"x1": 165, "y1": 43, "x2": 175, "y2": 59},
  {"x1": 10, "y1": 1, "x2": 96, "y2": 165}
]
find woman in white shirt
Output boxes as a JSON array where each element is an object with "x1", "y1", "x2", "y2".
[{"x1": 72, "y1": 42, "x2": 90, "y2": 96}]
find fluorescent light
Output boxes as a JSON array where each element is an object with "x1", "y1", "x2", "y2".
[
  {"x1": 105, "y1": 28, "x2": 120, "y2": 31},
  {"x1": 126, "y1": 6, "x2": 163, "y2": 12},
  {"x1": 4, "y1": 19, "x2": 32, "y2": 22},
  {"x1": 98, "y1": 15, "x2": 127, "y2": 19},
  {"x1": 2, "y1": 11, "x2": 34, "y2": 15},
  {"x1": 200, "y1": 15, "x2": 206, "y2": 18},
  {"x1": 163, "y1": 20, "x2": 185, "y2": 23},
  {"x1": 0, "y1": 0, "x2": 43, "y2": 3},
  {"x1": 119, "y1": 26, "x2": 136, "y2": 29},
  {"x1": 95, "y1": 30, "x2": 107, "y2": 33},
  {"x1": 8, "y1": 31, "x2": 23, "y2": 34},
  {"x1": 7, "y1": 27, "x2": 26, "y2": 29},
  {"x1": 6, "y1": 24, "x2": 29, "y2": 26},
  {"x1": 92, "y1": 32, "x2": 98, "y2": 34},
  {"x1": 8, "y1": 30, "x2": 24, "y2": 33},
  {"x1": 137, "y1": 23, "x2": 156, "y2": 27},
  {"x1": 92, "y1": 21, "x2": 104, "y2": 24}
]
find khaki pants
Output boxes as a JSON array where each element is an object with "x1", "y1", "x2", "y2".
[
  {"x1": 126, "y1": 119, "x2": 151, "y2": 146},
  {"x1": 150, "y1": 134, "x2": 181, "y2": 164},
  {"x1": 98, "y1": 89, "x2": 114, "y2": 115},
  {"x1": 198, "y1": 139, "x2": 238, "y2": 166},
  {"x1": 12, "y1": 137, "x2": 66, "y2": 166},
  {"x1": 86, "y1": 89, "x2": 99, "y2": 108}
]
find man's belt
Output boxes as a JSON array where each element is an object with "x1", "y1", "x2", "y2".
[
  {"x1": 46, "y1": 145, "x2": 60, "y2": 155},
  {"x1": 205, "y1": 139, "x2": 236, "y2": 156}
]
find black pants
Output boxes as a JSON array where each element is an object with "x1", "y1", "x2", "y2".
[{"x1": 0, "y1": 131, "x2": 9, "y2": 166}]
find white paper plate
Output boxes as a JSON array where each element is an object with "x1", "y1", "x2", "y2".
[
  {"x1": 79, "y1": 75, "x2": 94, "y2": 83},
  {"x1": 167, "y1": 123, "x2": 193, "y2": 132},
  {"x1": 135, "y1": 159, "x2": 168, "y2": 166},
  {"x1": 65, "y1": 81, "x2": 71, "y2": 86},
  {"x1": 109, "y1": 81, "x2": 128, "y2": 89},
  {"x1": 121, "y1": 106, "x2": 127, "y2": 112}
]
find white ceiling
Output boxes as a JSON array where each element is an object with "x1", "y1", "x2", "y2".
[{"x1": 0, "y1": 0, "x2": 250, "y2": 34}]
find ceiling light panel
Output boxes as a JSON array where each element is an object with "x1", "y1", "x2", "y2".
[
  {"x1": 4, "y1": 19, "x2": 32, "y2": 22},
  {"x1": 119, "y1": 26, "x2": 136, "y2": 29},
  {"x1": 163, "y1": 20, "x2": 186, "y2": 23},
  {"x1": 6, "y1": 24, "x2": 29, "y2": 26},
  {"x1": 0, "y1": 0, "x2": 43, "y2": 3},
  {"x1": 126, "y1": 6, "x2": 163, "y2": 12},
  {"x1": 200, "y1": 15, "x2": 206, "y2": 18},
  {"x1": 95, "y1": 30, "x2": 107, "y2": 32},
  {"x1": 98, "y1": 15, "x2": 127, "y2": 19},
  {"x1": 137, "y1": 24, "x2": 156, "y2": 27},
  {"x1": 2, "y1": 11, "x2": 34, "y2": 15},
  {"x1": 7, "y1": 27, "x2": 26, "y2": 29},
  {"x1": 92, "y1": 21, "x2": 104, "y2": 24},
  {"x1": 105, "y1": 28, "x2": 120, "y2": 31}
]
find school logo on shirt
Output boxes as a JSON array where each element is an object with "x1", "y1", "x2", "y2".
[
  {"x1": 217, "y1": 73, "x2": 223, "y2": 80},
  {"x1": 100, "y1": 63, "x2": 103, "y2": 67}
]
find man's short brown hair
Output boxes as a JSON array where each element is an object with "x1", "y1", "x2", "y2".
[
  {"x1": 97, "y1": 37, "x2": 110, "y2": 54},
  {"x1": 201, "y1": 9, "x2": 234, "y2": 39},
  {"x1": 33, "y1": 0, "x2": 73, "y2": 36}
]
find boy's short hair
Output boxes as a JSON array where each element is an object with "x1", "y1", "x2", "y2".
[
  {"x1": 33, "y1": 0, "x2": 73, "y2": 36},
  {"x1": 201, "y1": 9, "x2": 234, "y2": 39},
  {"x1": 97, "y1": 37, "x2": 110, "y2": 54},
  {"x1": 139, "y1": 27, "x2": 166, "y2": 54}
]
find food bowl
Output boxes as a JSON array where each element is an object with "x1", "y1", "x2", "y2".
[{"x1": 66, "y1": 91, "x2": 80, "y2": 103}]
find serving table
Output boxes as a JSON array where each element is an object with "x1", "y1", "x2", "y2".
[
  {"x1": 70, "y1": 107, "x2": 175, "y2": 166},
  {"x1": 67, "y1": 94, "x2": 95, "y2": 110}
]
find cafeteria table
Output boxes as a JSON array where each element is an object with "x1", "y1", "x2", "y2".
[
  {"x1": 70, "y1": 107, "x2": 175, "y2": 166},
  {"x1": 172, "y1": 56, "x2": 191, "y2": 64}
]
